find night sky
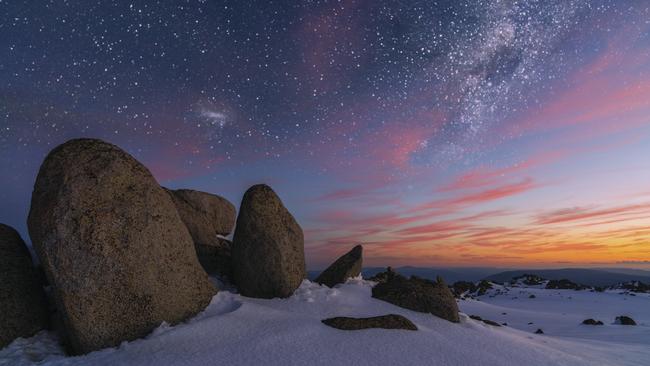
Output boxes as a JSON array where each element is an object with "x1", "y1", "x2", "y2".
[{"x1": 1, "y1": 1, "x2": 649, "y2": 269}]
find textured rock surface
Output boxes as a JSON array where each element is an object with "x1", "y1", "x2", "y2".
[
  {"x1": 166, "y1": 188, "x2": 235, "y2": 276},
  {"x1": 28, "y1": 138, "x2": 216, "y2": 355},
  {"x1": 321, "y1": 314, "x2": 417, "y2": 331},
  {"x1": 165, "y1": 188, "x2": 236, "y2": 241},
  {"x1": 0, "y1": 224, "x2": 49, "y2": 348},
  {"x1": 232, "y1": 184, "x2": 305, "y2": 298},
  {"x1": 195, "y1": 238, "x2": 232, "y2": 278},
  {"x1": 371, "y1": 270, "x2": 460, "y2": 323},
  {"x1": 315, "y1": 245, "x2": 363, "y2": 288}
]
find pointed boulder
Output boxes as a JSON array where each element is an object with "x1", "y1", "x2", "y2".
[
  {"x1": 0, "y1": 224, "x2": 49, "y2": 348},
  {"x1": 28, "y1": 139, "x2": 216, "y2": 355},
  {"x1": 315, "y1": 245, "x2": 363, "y2": 287},
  {"x1": 232, "y1": 184, "x2": 305, "y2": 298}
]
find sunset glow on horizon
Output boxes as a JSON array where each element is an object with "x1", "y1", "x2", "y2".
[{"x1": 1, "y1": 1, "x2": 649, "y2": 269}]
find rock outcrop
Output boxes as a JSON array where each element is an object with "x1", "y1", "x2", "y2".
[
  {"x1": 476, "y1": 280, "x2": 493, "y2": 296},
  {"x1": 371, "y1": 269, "x2": 460, "y2": 323},
  {"x1": 321, "y1": 314, "x2": 417, "y2": 331},
  {"x1": 231, "y1": 184, "x2": 305, "y2": 298},
  {"x1": 545, "y1": 279, "x2": 587, "y2": 290},
  {"x1": 166, "y1": 188, "x2": 236, "y2": 277},
  {"x1": 368, "y1": 266, "x2": 398, "y2": 284},
  {"x1": 315, "y1": 245, "x2": 363, "y2": 288},
  {"x1": 28, "y1": 138, "x2": 216, "y2": 355},
  {"x1": 0, "y1": 224, "x2": 49, "y2": 348},
  {"x1": 451, "y1": 281, "x2": 477, "y2": 298}
]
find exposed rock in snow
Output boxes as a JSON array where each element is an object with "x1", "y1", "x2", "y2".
[
  {"x1": 315, "y1": 245, "x2": 363, "y2": 288},
  {"x1": 321, "y1": 314, "x2": 417, "y2": 331},
  {"x1": 1, "y1": 279, "x2": 649, "y2": 366},
  {"x1": 616, "y1": 316, "x2": 637, "y2": 326},
  {"x1": 581, "y1": 319, "x2": 604, "y2": 326}
]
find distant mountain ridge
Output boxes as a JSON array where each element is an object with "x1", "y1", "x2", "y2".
[
  {"x1": 308, "y1": 267, "x2": 650, "y2": 287},
  {"x1": 485, "y1": 268, "x2": 650, "y2": 287},
  {"x1": 309, "y1": 266, "x2": 503, "y2": 283}
]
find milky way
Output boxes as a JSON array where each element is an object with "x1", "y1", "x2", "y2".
[
  {"x1": 0, "y1": 1, "x2": 585, "y2": 158},
  {"x1": 2, "y1": 1, "x2": 649, "y2": 268}
]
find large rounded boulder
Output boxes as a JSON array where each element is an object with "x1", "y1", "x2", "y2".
[
  {"x1": 165, "y1": 188, "x2": 236, "y2": 277},
  {"x1": 0, "y1": 224, "x2": 49, "y2": 348},
  {"x1": 231, "y1": 184, "x2": 305, "y2": 298},
  {"x1": 165, "y1": 188, "x2": 236, "y2": 242},
  {"x1": 315, "y1": 245, "x2": 363, "y2": 288},
  {"x1": 28, "y1": 139, "x2": 216, "y2": 355}
]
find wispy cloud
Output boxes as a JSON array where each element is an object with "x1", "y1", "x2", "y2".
[{"x1": 533, "y1": 203, "x2": 650, "y2": 225}]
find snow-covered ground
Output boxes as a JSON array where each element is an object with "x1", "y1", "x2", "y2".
[
  {"x1": 459, "y1": 283, "x2": 650, "y2": 363},
  {"x1": 2, "y1": 278, "x2": 649, "y2": 366}
]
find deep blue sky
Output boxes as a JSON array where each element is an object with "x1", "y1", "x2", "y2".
[{"x1": 1, "y1": 1, "x2": 649, "y2": 269}]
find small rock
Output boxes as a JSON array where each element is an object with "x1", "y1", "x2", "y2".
[
  {"x1": 469, "y1": 315, "x2": 500, "y2": 327},
  {"x1": 529, "y1": 294, "x2": 536, "y2": 299},
  {"x1": 582, "y1": 319, "x2": 604, "y2": 325},
  {"x1": 321, "y1": 314, "x2": 417, "y2": 331},
  {"x1": 315, "y1": 245, "x2": 363, "y2": 288},
  {"x1": 535, "y1": 328, "x2": 544, "y2": 334},
  {"x1": 0, "y1": 224, "x2": 49, "y2": 348},
  {"x1": 481, "y1": 318, "x2": 502, "y2": 327},
  {"x1": 615, "y1": 316, "x2": 637, "y2": 325}
]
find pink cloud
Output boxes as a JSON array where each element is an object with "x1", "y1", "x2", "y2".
[
  {"x1": 439, "y1": 151, "x2": 566, "y2": 192},
  {"x1": 534, "y1": 203, "x2": 650, "y2": 225}
]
